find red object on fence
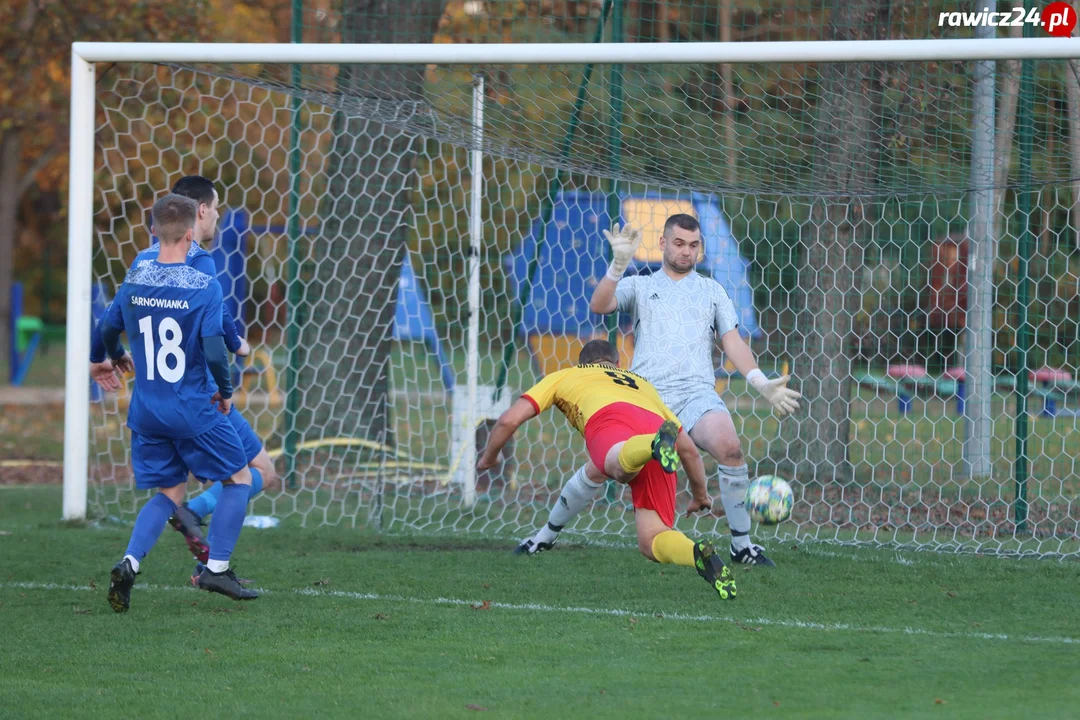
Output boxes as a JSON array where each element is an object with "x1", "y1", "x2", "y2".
[{"x1": 927, "y1": 234, "x2": 969, "y2": 330}]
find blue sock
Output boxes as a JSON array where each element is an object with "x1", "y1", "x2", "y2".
[
  {"x1": 248, "y1": 466, "x2": 264, "y2": 501},
  {"x1": 206, "y1": 469, "x2": 260, "y2": 565},
  {"x1": 125, "y1": 493, "x2": 177, "y2": 563},
  {"x1": 186, "y1": 482, "x2": 221, "y2": 520},
  {"x1": 188, "y1": 467, "x2": 263, "y2": 520}
]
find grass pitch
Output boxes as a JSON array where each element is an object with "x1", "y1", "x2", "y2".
[{"x1": 2, "y1": 485, "x2": 1078, "y2": 719}]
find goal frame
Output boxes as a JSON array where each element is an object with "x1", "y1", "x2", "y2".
[{"x1": 63, "y1": 37, "x2": 1080, "y2": 520}]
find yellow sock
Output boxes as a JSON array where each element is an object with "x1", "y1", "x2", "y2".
[
  {"x1": 651, "y1": 530, "x2": 695, "y2": 567},
  {"x1": 617, "y1": 433, "x2": 655, "y2": 474}
]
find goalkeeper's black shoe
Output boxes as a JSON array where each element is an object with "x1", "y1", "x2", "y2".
[
  {"x1": 169, "y1": 503, "x2": 209, "y2": 564},
  {"x1": 693, "y1": 541, "x2": 737, "y2": 600},
  {"x1": 513, "y1": 537, "x2": 556, "y2": 555},
  {"x1": 107, "y1": 558, "x2": 137, "y2": 613},
  {"x1": 196, "y1": 567, "x2": 259, "y2": 601},
  {"x1": 651, "y1": 420, "x2": 681, "y2": 474},
  {"x1": 730, "y1": 544, "x2": 776, "y2": 567}
]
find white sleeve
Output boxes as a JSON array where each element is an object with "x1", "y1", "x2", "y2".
[
  {"x1": 614, "y1": 276, "x2": 638, "y2": 314},
  {"x1": 714, "y1": 283, "x2": 739, "y2": 336}
]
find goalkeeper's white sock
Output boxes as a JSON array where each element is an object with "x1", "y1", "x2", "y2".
[
  {"x1": 718, "y1": 464, "x2": 752, "y2": 551},
  {"x1": 536, "y1": 465, "x2": 603, "y2": 544}
]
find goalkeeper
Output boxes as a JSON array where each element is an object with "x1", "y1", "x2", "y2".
[
  {"x1": 478, "y1": 340, "x2": 737, "y2": 600},
  {"x1": 519, "y1": 215, "x2": 801, "y2": 566}
]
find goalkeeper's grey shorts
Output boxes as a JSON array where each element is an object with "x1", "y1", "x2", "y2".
[{"x1": 666, "y1": 392, "x2": 730, "y2": 434}]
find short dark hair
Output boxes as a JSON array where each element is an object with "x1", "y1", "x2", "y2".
[
  {"x1": 578, "y1": 339, "x2": 619, "y2": 366},
  {"x1": 171, "y1": 175, "x2": 217, "y2": 206},
  {"x1": 663, "y1": 213, "x2": 700, "y2": 236},
  {"x1": 152, "y1": 194, "x2": 198, "y2": 243}
]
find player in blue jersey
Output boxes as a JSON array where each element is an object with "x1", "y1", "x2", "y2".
[
  {"x1": 90, "y1": 176, "x2": 276, "y2": 568},
  {"x1": 100, "y1": 194, "x2": 258, "y2": 611}
]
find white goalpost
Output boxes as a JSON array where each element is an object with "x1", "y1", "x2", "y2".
[{"x1": 64, "y1": 38, "x2": 1080, "y2": 557}]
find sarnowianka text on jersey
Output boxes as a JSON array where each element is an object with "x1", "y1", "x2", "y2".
[{"x1": 130, "y1": 296, "x2": 190, "y2": 310}]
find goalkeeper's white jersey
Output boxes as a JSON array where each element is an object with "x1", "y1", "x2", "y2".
[{"x1": 614, "y1": 270, "x2": 739, "y2": 400}]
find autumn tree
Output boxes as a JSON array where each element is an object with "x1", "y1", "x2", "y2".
[
  {"x1": 292, "y1": 1, "x2": 447, "y2": 457},
  {"x1": 0, "y1": 0, "x2": 290, "y2": 382},
  {"x1": 785, "y1": 0, "x2": 892, "y2": 483}
]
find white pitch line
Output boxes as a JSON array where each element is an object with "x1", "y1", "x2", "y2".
[
  {"x1": 795, "y1": 545, "x2": 960, "y2": 568},
  {"x1": 4, "y1": 581, "x2": 1077, "y2": 646}
]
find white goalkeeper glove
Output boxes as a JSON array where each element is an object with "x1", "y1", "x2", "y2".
[
  {"x1": 746, "y1": 369, "x2": 802, "y2": 417},
  {"x1": 602, "y1": 223, "x2": 644, "y2": 282}
]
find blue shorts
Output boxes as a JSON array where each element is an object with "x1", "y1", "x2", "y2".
[
  {"x1": 131, "y1": 420, "x2": 247, "y2": 490},
  {"x1": 227, "y1": 410, "x2": 264, "y2": 464}
]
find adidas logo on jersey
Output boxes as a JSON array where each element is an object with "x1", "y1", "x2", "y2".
[{"x1": 649, "y1": 293, "x2": 660, "y2": 300}]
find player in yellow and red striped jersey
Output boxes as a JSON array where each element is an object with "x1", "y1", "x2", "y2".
[{"x1": 478, "y1": 339, "x2": 737, "y2": 600}]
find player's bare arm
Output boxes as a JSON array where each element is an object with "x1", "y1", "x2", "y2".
[
  {"x1": 590, "y1": 276, "x2": 619, "y2": 315},
  {"x1": 478, "y1": 398, "x2": 538, "y2": 470},
  {"x1": 719, "y1": 329, "x2": 802, "y2": 417},
  {"x1": 676, "y1": 431, "x2": 712, "y2": 515},
  {"x1": 717, "y1": 328, "x2": 761, "y2": 380}
]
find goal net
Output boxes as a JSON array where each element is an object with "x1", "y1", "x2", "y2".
[{"x1": 79, "y1": 44, "x2": 1080, "y2": 557}]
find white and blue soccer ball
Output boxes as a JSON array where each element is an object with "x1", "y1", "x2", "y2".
[{"x1": 746, "y1": 475, "x2": 794, "y2": 525}]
